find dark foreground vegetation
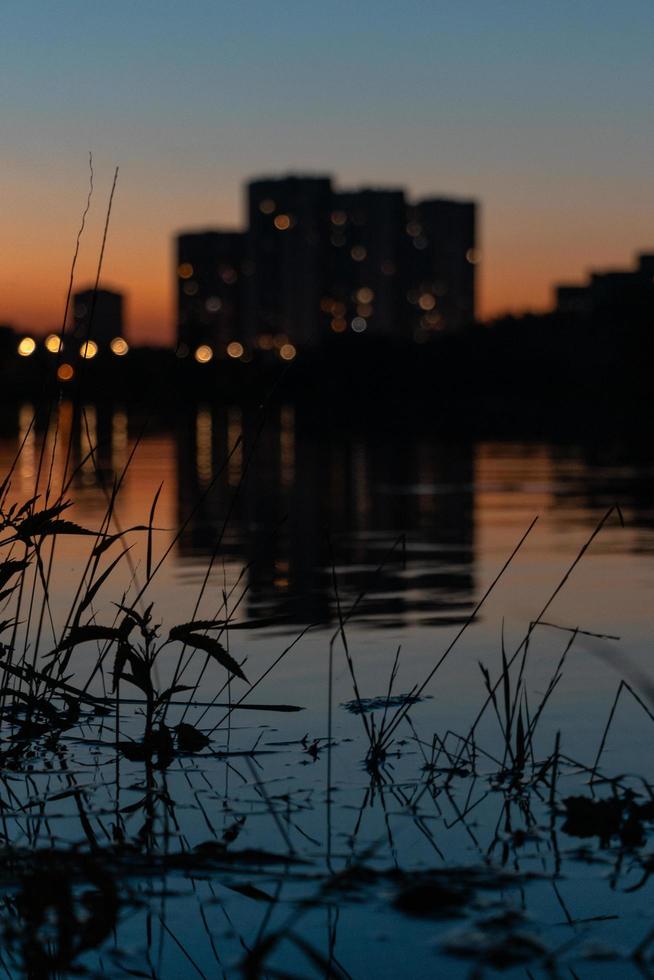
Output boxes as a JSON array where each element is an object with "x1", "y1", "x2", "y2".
[{"x1": 1, "y1": 396, "x2": 654, "y2": 977}]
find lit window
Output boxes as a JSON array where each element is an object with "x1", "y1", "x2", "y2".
[
  {"x1": 227, "y1": 341, "x2": 244, "y2": 359},
  {"x1": 194, "y1": 345, "x2": 213, "y2": 363},
  {"x1": 110, "y1": 337, "x2": 129, "y2": 356},
  {"x1": 79, "y1": 340, "x2": 98, "y2": 359},
  {"x1": 351, "y1": 317, "x2": 367, "y2": 333},
  {"x1": 274, "y1": 214, "x2": 291, "y2": 231},
  {"x1": 350, "y1": 245, "x2": 366, "y2": 262},
  {"x1": 17, "y1": 337, "x2": 36, "y2": 357},
  {"x1": 279, "y1": 343, "x2": 296, "y2": 361},
  {"x1": 259, "y1": 198, "x2": 275, "y2": 214},
  {"x1": 45, "y1": 334, "x2": 62, "y2": 353},
  {"x1": 57, "y1": 363, "x2": 74, "y2": 381},
  {"x1": 177, "y1": 263, "x2": 193, "y2": 279}
]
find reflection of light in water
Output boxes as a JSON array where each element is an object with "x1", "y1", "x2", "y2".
[
  {"x1": 352, "y1": 442, "x2": 370, "y2": 519},
  {"x1": 18, "y1": 404, "x2": 35, "y2": 486},
  {"x1": 227, "y1": 407, "x2": 242, "y2": 487},
  {"x1": 273, "y1": 558, "x2": 289, "y2": 591},
  {"x1": 280, "y1": 405, "x2": 295, "y2": 489},
  {"x1": 56, "y1": 400, "x2": 74, "y2": 494},
  {"x1": 112, "y1": 409, "x2": 128, "y2": 473},
  {"x1": 196, "y1": 407, "x2": 212, "y2": 488},
  {"x1": 81, "y1": 405, "x2": 97, "y2": 484}
]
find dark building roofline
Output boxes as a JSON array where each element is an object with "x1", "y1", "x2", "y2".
[{"x1": 175, "y1": 228, "x2": 244, "y2": 239}]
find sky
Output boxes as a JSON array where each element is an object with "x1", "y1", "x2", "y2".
[{"x1": 2, "y1": 0, "x2": 654, "y2": 345}]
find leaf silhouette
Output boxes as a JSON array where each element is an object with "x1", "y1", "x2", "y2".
[
  {"x1": 36, "y1": 519, "x2": 96, "y2": 537},
  {"x1": 155, "y1": 684, "x2": 193, "y2": 707},
  {"x1": 52, "y1": 624, "x2": 131, "y2": 659},
  {"x1": 183, "y1": 632, "x2": 248, "y2": 682},
  {"x1": 0, "y1": 559, "x2": 30, "y2": 590},
  {"x1": 92, "y1": 525, "x2": 157, "y2": 558},
  {"x1": 168, "y1": 620, "x2": 226, "y2": 641},
  {"x1": 175, "y1": 722, "x2": 211, "y2": 752}
]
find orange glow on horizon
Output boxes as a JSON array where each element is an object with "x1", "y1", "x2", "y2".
[{"x1": 2, "y1": 176, "x2": 653, "y2": 344}]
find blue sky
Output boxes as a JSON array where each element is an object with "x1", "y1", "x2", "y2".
[{"x1": 2, "y1": 0, "x2": 653, "y2": 340}]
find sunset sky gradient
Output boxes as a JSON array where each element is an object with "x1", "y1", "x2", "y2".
[{"x1": 2, "y1": 1, "x2": 654, "y2": 345}]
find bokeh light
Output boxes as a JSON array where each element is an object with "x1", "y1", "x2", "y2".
[
  {"x1": 226, "y1": 341, "x2": 244, "y2": 359},
  {"x1": 79, "y1": 340, "x2": 98, "y2": 359},
  {"x1": 194, "y1": 344, "x2": 213, "y2": 363},
  {"x1": 45, "y1": 333, "x2": 62, "y2": 353},
  {"x1": 110, "y1": 337, "x2": 129, "y2": 356},
  {"x1": 17, "y1": 337, "x2": 36, "y2": 356},
  {"x1": 57, "y1": 363, "x2": 74, "y2": 381},
  {"x1": 279, "y1": 343, "x2": 296, "y2": 361},
  {"x1": 274, "y1": 214, "x2": 291, "y2": 231}
]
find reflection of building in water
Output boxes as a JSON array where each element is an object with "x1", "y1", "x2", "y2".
[{"x1": 175, "y1": 406, "x2": 476, "y2": 628}]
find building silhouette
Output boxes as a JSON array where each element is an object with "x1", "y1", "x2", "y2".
[
  {"x1": 72, "y1": 288, "x2": 124, "y2": 348},
  {"x1": 176, "y1": 231, "x2": 245, "y2": 356},
  {"x1": 555, "y1": 252, "x2": 654, "y2": 322},
  {"x1": 407, "y1": 198, "x2": 477, "y2": 338},
  {"x1": 328, "y1": 187, "x2": 407, "y2": 337},
  {"x1": 175, "y1": 174, "x2": 478, "y2": 354},
  {"x1": 245, "y1": 175, "x2": 333, "y2": 349}
]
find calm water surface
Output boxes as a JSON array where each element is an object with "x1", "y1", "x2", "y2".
[{"x1": 1, "y1": 401, "x2": 653, "y2": 976}]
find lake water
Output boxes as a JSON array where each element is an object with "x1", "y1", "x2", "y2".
[{"x1": 1, "y1": 400, "x2": 654, "y2": 977}]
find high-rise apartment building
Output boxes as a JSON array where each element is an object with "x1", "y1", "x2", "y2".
[
  {"x1": 175, "y1": 176, "x2": 478, "y2": 354},
  {"x1": 72, "y1": 288, "x2": 124, "y2": 348},
  {"x1": 176, "y1": 231, "x2": 245, "y2": 357},
  {"x1": 328, "y1": 188, "x2": 406, "y2": 337},
  {"x1": 245, "y1": 176, "x2": 333, "y2": 348},
  {"x1": 407, "y1": 198, "x2": 477, "y2": 336}
]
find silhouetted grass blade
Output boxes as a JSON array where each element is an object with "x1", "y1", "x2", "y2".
[{"x1": 185, "y1": 632, "x2": 248, "y2": 682}]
